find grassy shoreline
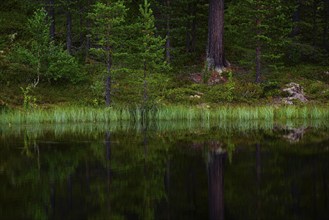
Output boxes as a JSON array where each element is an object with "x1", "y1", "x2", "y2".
[{"x1": 1, "y1": 105, "x2": 329, "y2": 125}]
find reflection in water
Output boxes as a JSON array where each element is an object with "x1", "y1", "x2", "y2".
[
  {"x1": 208, "y1": 149, "x2": 226, "y2": 220},
  {"x1": 283, "y1": 126, "x2": 307, "y2": 142},
  {"x1": 0, "y1": 122, "x2": 329, "y2": 219},
  {"x1": 106, "y1": 131, "x2": 111, "y2": 214},
  {"x1": 256, "y1": 143, "x2": 261, "y2": 220}
]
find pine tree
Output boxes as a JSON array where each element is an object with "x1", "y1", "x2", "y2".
[
  {"x1": 10, "y1": 8, "x2": 81, "y2": 86},
  {"x1": 88, "y1": 1, "x2": 127, "y2": 106},
  {"x1": 226, "y1": 0, "x2": 292, "y2": 82},
  {"x1": 154, "y1": 0, "x2": 208, "y2": 66},
  {"x1": 137, "y1": 0, "x2": 168, "y2": 111},
  {"x1": 207, "y1": 0, "x2": 228, "y2": 73}
]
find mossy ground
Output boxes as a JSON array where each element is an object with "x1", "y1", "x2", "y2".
[{"x1": 0, "y1": 64, "x2": 328, "y2": 109}]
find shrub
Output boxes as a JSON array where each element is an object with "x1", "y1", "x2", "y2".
[
  {"x1": 234, "y1": 82, "x2": 263, "y2": 102},
  {"x1": 205, "y1": 72, "x2": 235, "y2": 103},
  {"x1": 262, "y1": 81, "x2": 281, "y2": 98},
  {"x1": 304, "y1": 81, "x2": 329, "y2": 100},
  {"x1": 165, "y1": 87, "x2": 197, "y2": 103},
  {"x1": 205, "y1": 85, "x2": 227, "y2": 103},
  {"x1": 8, "y1": 8, "x2": 83, "y2": 86}
]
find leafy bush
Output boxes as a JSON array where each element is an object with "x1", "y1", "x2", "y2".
[
  {"x1": 90, "y1": 79, "x2": 105, "y2": 105},
  {"x1": 20, "y1": 85, "x2": 37, "y2": 110}
]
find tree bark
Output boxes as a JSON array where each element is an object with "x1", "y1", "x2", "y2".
[
  {"x1": 165, "y1": 0, "x2": 171, "y2": 63},
  {"x1": 79, "y1": 0, "x2": 84, "y2": 47},
  {"x1": 186, "y1": 2, "x2": 197, "y2": 53},
  {"x1": 66, "y1": 0, "x2": 72, "y2": 54},
  {"x1": 323, "y1": 0, "x2": 329, "y2": 51},
  {"x1": 105, "y1": 40, "x2": 112, "y2": 106},
  {"x1": 191, "y1": 3, "x2": 197, "y2": 53},
  {"x1": 291, "y1": 0, "x2": 301, "y2": 37},
  {"x1": 143, "y1": 61, "x2": 148, "y2": 114},
  {"x1": 105, "y1": 20, "x2": 112, "y2": 107},
  {"x1": 49, "y1": 0, "x2": 55, "y2": 40},
  {"x1": 255, "y1": 11, "x2": 261, "y2": 83},
  {"x1": 255, "y1": 43, "x2": 261, "y2": 83},
  {"x1": 85, "y1": 0, "x2": 91, "y2": 55},
  {"x1": 207, "y1": 0, "x2": 227, "y2": 73},
  {"x1": 312, "y1": 0, "x2": 319, "y2": 46}
]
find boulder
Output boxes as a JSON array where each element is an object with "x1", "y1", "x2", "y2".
[{"x1": 282, "y1": 82, "x2": 308, "y2": 104}]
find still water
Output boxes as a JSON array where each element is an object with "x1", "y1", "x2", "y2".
[{"x1": 1, "y1": 121, "x2": 328, "y2": 220}]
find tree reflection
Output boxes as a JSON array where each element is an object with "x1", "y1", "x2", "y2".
[
  {"x1": 208, "y1": 147, "x2": 226, "y2": 220},
  {"x1": 1, "y1": 125, "x2": 329, "y2": 219}
]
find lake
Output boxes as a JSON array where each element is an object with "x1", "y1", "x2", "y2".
[{"x1": 1, "y1": 121, "x2": 328, "y2": 220}]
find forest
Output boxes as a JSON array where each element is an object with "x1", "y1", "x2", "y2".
[
  {"x1": 1, "y1": 2, "x2": 329, "y2": 218},
  {"x1": 0, "y1": 0, "x2": 328, "y2": 113}
]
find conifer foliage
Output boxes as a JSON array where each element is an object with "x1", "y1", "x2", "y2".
[
  {"x1": 226, "y1": 0, "x2": 292, "y2": 81},
  {"x1": 10, "y1": 8, "x2": 80, "y2": 87},
  {"x1": 88, "y1": 1, "x2": 127, "y2": 106},
  {"x1": 137, "y1": 0, "x2": 169, "y2": 109}
]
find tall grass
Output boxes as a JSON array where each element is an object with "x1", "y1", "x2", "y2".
[{"x1": 1, "y1": 105, "x2": 329, "y2": 125}]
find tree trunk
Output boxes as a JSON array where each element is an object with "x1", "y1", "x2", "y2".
[
  {"x1": 85, "y1": 0, "x2": 91, "y2": 56},
  {"x1": 312, "y1": 0, "x2": 319, "y2": 46},
  {"x1": 186, "y1": 3, "x2": 191, "y2": 52},
  {"x1": 105, "y1": 29, "x2": 112, "y2": 106},
  {"x1": 79, "y1": 1, "x2": 84, "y2": 47},
  {"x1": 191, "y1": 3, "x2": 197, "y2": 53},
  {"x1": 49, "y1": 0, "x2": 55, "y2": 40},
  {"x1": 207, "y1": 0, "x2": 227, "y2": 73},
  {"x1": 66, "y1": 0, "x2": 72, "y2": 54},
  {"x1": 255, "y1": 14, "x2": 261, "y2": 83},
  {"x1": 323, "y1": 0, "x2": 329, "y2": 51},
  {"x1": 143, "y1": 61, "x2": 148, "y2": 113},
  {"x1": 105, "y1": 48, "x2": 112, "y2": 106},
  {"x1": 255, "y1": 44, "x2": 261, "y2": 83},
  {"x1": 165, "y1": 0, "x2": 171, "y2": 63},
  {"x1": 186, "y1": 2, "x2": 197, "y2": 53},
  {"x1": 291, "y1": 0, "x2": 301, "y2": 37}
]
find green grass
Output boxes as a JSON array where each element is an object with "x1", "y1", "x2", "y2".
[{"x1": 1, "y1": 105, "x2": 329, "y2": 125}]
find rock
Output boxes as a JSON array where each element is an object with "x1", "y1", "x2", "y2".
[
  {"x1": 283, "y1": 127, "x2": 307, "y2": 143},
  {"x1": 207, "y1": 71, "x2": 227, "y2": 85},
  {"x1": 282, "y1": 82, "x2": 308, "y2": 104},
  {"x1": 190, "y1": 73, "x2": 203, "y2": 83},
  {"x1": 189, "y1": 94, "x2": 201, "y2": 99}
]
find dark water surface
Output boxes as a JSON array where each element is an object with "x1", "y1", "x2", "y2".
[{"x1": 1, "y1": 122, "x2": 329, "y2": 220}]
